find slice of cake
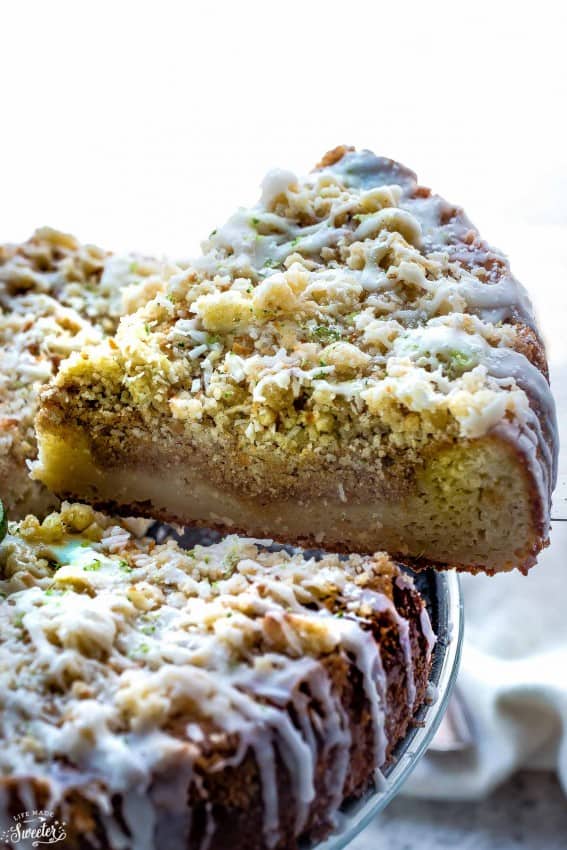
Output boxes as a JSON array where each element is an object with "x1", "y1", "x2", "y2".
[
  {"x1": 0, "y1": 502, "x2": 434, "y2": 849},
  {"x1": 34, "y1": 148, "x2": 558, "y2": 573},
  {"x1": 0, "y1": 228, "x2": 176, "y2": 517}
]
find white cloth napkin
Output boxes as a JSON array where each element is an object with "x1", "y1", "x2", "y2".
[{"x1": 404, "y1": 359, "x2": 567, "y2": 800}]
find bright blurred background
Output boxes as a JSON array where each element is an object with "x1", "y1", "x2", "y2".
[{"x1": 2, "y1": 3, "x2": 566, "y2": 848}]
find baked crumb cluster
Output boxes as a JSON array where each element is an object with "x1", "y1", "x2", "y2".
[
  {"x1": 56, "y1": 150, "x2": 548, "y2": 461},
  {"x1": 0, "y1": 228, "x2": 175, "y2": 513},
  {"x1": 0, "y1": 502, "x2": 430, "y2": 844}
]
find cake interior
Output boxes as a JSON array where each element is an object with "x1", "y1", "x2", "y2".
[{"x1": 35, "y1": 426, "x2": 541, "y2": 573}]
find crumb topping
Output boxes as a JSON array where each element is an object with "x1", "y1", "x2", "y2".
[{"x1": 50, "y1": 151, "x2": 555, "y2": 493}]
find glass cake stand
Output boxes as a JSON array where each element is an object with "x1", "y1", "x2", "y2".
[
  {"x1": 311, "y1": 566, "x2": 464, "y2": 850},
  {"x1": 150, "y1": 525, "x2": 464, "y2": 850}
]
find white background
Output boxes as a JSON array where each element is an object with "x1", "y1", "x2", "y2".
[{"x1": 1, "y1": 0, "x2": 566, "y2": 366}]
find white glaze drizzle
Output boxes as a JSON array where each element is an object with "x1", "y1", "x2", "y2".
[
  {"x1": 348, "y1": 587, "x2": 416, "y2": 709},
  {"x1": 419, "y1": 608, "x2": 437, "y2": 663}
]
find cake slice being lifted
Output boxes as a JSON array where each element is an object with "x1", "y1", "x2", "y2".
[
  {"x1": 0, "y1": 502, "x2": 433, "y2": 849},
  {"x1": 34, "y1": 147, "x2": 558, "y2": 573}
]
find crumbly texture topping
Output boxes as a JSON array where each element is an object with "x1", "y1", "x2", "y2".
[
  {"x1": 0, "y1": 228, "x2": 177, "y2": 512},
  {"x1": 0, "y1": 502, "x2": 431, "y2": 844},
  {"x1": 48, "y1": 150, "x2": 553, "y2": 469}
]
